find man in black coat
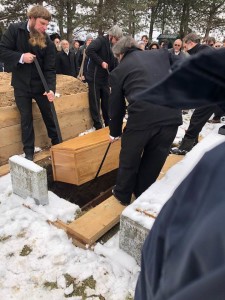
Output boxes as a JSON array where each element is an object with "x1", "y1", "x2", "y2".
[
  {"x1": 134, "y1": 46, "x2": 225, "y2": 300},
  {"x1": 170, "y1": 33, "x2": 222, "y2": 155},
  {"x1": 56, "y1": 39, "x2": 78, "y2": 77},
  {"x1": 109, "y1": 36, "x2": 182, "y2": 205},
  {"x1": 0, "y1": 5, "x2": 59, "y2": 161},
  {"x1": 85, "y1": 25, "x2": 122, "y2": 130}
]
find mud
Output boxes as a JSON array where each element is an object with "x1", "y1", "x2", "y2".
[{"x1": 38, "y1": 157, "x2": 118, "y2": 209}]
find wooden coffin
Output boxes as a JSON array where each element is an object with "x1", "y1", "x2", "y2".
[
  {"x1": 50, "y1": 127, "x2": 121, "y2": 185},
  {"x1": 0, "y1": 92, "x2": 92, "y2": 166}
]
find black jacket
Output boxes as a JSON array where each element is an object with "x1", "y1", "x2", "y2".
[
  {"x1": 187, "y1": 43, "x2": 211, "y2": 55},
  {"x1": 56, "y1": 50, "x2": 78, "y2": 77},
  {"x1": 0, "y1": 21, "x2": 56, "y2": 93},
  {"x1": 135, "y1": 48, "x2": 225, "y2": 110},
  {"x1": 85, "y1": 35, "x2": 117, "y2": 83},
  {"x1": 109, "y1": 48, "x2": 182, "y2": 137},
  {"x1": 135, "y1": 141, "x2": 225, "y2": 300}
]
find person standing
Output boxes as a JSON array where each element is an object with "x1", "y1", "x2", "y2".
[
  {"x1": 77, "y1": 34, "x2": 93, "y2": 82},
  {"x1": 109, "y1": 36, "x2": 182, "y2": 205},
  {"x1": 168, "y1": 39, "x2": 187, "y2": 65},
  {"x1": 56, "y1": 39, "x2": 78, "y2": 77},
  {"x1": 85, "y1": 25, "x2": 123, "y2": 130},
  {"x1": 0, "y1": 5, "x2": 60, "y2": 161},
  {"x1": 170, "y1": 33, "x2": 220, "y2": 155}
]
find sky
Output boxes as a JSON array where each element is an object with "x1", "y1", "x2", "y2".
[{"x1": 0, "y1": 111, "x2": 225, "y2": 299}]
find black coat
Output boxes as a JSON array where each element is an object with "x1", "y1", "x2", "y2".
[
  {"x1": 135, "y1": 48, "x2": 225, "y2": 110},
  {"x1": 0, "y1": 21, "x2": 56, "y2": 93},
  {"x1": 56, "y1": 50, "x2": 78, "y2": 77},
  {"x1": 85, "y1": 35, "x2": 117, "y2": 83},
  {"x1": 135, "y1": 141, "x2": 225, "y2": 300},
  {"x1": 109, "y1": 48, "x2": 182, "y2": 137}
]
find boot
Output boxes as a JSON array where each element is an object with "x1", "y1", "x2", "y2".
[{"x1": 170, "y1": 137, "x2": 198, "y2": 155}]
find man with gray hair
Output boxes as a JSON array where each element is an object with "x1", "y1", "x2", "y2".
[
  {"x1": 86, "y1": 25, "x2": 123, "y2": 130},
  {"x1": 109, "y1": 36, "x2": 182, "y2": 205}
]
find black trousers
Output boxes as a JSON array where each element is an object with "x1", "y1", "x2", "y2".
[
  {"x1": 88, "y1": 80, "x2": 110, "y2": 129},
  {"x1": 185, "y1": 105, "x2": 218, "y2": 139},
  {"x1": 15, "y1": 90, "x2": 59, "y2": 155},
  {"x1": 114, "y1": 125, "x2": 178, "y2": 203}
]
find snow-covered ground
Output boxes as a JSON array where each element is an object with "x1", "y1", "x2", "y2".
[{"x1": 0, "y1": 111, "x2": 224, "y2": 299}]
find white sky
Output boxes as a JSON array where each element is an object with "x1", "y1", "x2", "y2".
[{"x1": 0, "y1": 112, "x2": 225, "y2": 299}]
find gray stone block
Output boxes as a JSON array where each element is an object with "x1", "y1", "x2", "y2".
[
  {"x1": 119, "y1": 214, "x2": 149, "y2": 265},
  {"x1": 9, "y1": 155, "x2": 48, "y2": 205}
]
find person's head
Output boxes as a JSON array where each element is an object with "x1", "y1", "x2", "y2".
[
  {"x1": 85, "y1": 34, "x2": 93, "y2": 47},
  {"x1": 141, "y1": 35, "x2": 149, "y2": 47},
  {"x1": 173, "y1": 39, "x2": 182, "y2": 53},
  {"x1": 108, "y1": 25, "x2": 123, "y2": 45},
  {"x1": 203, "y1": 36, "x2": 216, "y2": 46},
  {"x1": 223, "y1": 38, "x2": 225, "y2": 47},
  {"x1": 60, "y1": 39, "x2": 70, "y2": 53},
  {"x1": 183, "y1": 33, "x2": 200, "y2": 51},
  {"x1": 112, "y1": 36, "x2": 138, "y2": 61},
  {"x1": 159, "y1": 39, "x2": 168, "y2": 49},
  {"x1": 138, "y1": 40, "x2": 145, "y2": 50},
  {"x1": 214, "y1": 41, "x2": 223, "y2": 49},
  {"x1": 54, "y1": 38, "x2": 61, "y2": 51},
  {"x1": 73, "y1": 40, "x2": 80, "y2": 49},
  {"x1": 149, "y1": 42, "x2": 159, "y2": 50},
  {"x1": 27, "y1": 5, "x2": 51, "y2": 48}
]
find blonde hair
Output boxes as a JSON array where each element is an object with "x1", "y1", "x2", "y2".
[{"x1": 27, "y1": 5, "x2": 51, "y2": 21}]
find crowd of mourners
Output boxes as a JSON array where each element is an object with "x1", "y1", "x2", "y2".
[{"x1": 1, "y1": 5, "x2": 225, "y2": 300}]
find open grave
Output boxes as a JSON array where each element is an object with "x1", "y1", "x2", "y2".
[{"x1": 1, "y1": 72, "x2": 184, "y2": 258}]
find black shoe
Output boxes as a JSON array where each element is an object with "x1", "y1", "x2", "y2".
[
  {"x1": 218, "y1": 125, "x2": 225, "y2": 135},
  {"x1": 51, "y1": 138, "x2": 60, "y2": 145},
  {"x1": 171, "y1": 137, "x2": 198, "y2": 155},
  {"x1": 170, "y1": 147, "x2": 188, "y2": 155},
  {"x1": 25, "y1": 154, "x2": 34, "y2": 161},
  {"x1": 112, "y1": 186, "x2": 130, "y2": 206}
]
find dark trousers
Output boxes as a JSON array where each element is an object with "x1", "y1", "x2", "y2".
[
  {"x1": 88, "y1": 81, "x2": 110, "y2": 129},
  {"x1": 114, "y1": 125, "x2": 178, "y2": 203},
  {"x1": 185, "y1": 105, "x2": 217, "y2": 139},
  {"x1": 15, "y1": 90, "x2": 59, "y2": 155}
]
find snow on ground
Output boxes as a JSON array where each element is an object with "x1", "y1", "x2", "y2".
[{"x1": 0, "y1": 111, "x2": 224, "y2": 299}]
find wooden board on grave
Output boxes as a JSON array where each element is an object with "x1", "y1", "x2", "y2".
[{"x1": 66, "y1": 196, "x2": 125, "y2": 246}]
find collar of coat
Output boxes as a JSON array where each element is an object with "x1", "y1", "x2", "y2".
[{"x1": 121, "y1": 46, "x2": 141, "y2": 60}]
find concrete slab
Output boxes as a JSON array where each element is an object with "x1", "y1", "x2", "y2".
[
  {"x1": 9, "y1": 155, "x2": 48, "y2": 205},
  {"x1": 119, "y1": 214, "x2": 149, "y2": 266}
]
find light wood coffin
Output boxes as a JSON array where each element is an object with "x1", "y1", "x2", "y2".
[
  {"x1": 0, "y1": 92, "x2": 92, "y2": 166},
  {"x1": 50, "y1": 127, "x2": 121, "y2": 185}
]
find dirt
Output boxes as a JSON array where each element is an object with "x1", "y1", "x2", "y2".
[
  {"x1": 0, "y1": 73, "x2": 88, "y2": 107},
  {"x1": 38, "y1": 156, "x2": 118, "y2": 209}
]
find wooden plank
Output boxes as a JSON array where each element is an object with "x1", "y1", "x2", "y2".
[
  {"x1": 66, "y1": 196, "x2": 125, "y2": 245},
  {"x1": 52, "y1": 126, "x2": 112, "y2": 151},
  {"x1": 0, "y1": 92, "x2": 90, "y2": 128},
  {"x1": 0, "y1": 108, "x2": 91, "y2": 148},
  {"x1": 0, "y1": 108, "x2": 91, "y2": 165},
  {"x1": 0, "y1": 149, "x2": 50, "y2": 177}
]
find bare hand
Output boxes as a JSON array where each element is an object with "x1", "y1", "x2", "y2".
[
  {"x1": 23, "y1": 52, "x2": 36, "y2": 64},
  {"x1": 101, "y1": 62, "x2": 108, "y2": 69},
  {"x1": 43, "y1": 90, "x2": 55, "y2": 102},
  {"x1": 109, "y1": 136, "x2": 120, "y2": 143}
]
